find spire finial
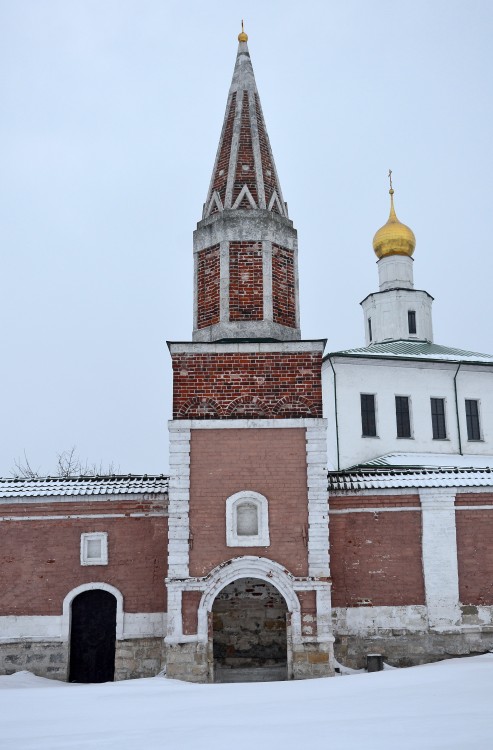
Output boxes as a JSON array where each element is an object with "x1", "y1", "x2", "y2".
[
  {"x1": 388, "y1": 168, "x2": 394, "y2": 194},
  {"x1": 238, "y1": 20, "x2": 248, "y2": 43}
]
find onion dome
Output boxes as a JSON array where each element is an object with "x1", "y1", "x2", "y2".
[{"x1": 373, "y1": 186, "x2": 416, "y2": 259}]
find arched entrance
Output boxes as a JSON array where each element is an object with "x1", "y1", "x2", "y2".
[
  {"x1": 69, "y1": 589, "x2": 117, "y2": 683},
  {"x1": 212, "y1": 577, "x2": 288, "y2": 682}
]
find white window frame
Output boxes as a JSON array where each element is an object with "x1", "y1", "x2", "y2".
[
  {"x1": 226, "y1": 490, "x2": 270, "y2": 547},
  {"x1": 80, "y1": 532, "x2": 108, "y2": 566}
]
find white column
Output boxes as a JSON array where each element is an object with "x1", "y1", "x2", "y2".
[
  {"x1": 420, "y1": 489, "x2": 460, "y2": 630},
  {"x1": 305, "y1": 422, "x2": 330, "y2": 578},
  {"x1": 167, "y1": 423, "x2": 191, "y2": 579}
]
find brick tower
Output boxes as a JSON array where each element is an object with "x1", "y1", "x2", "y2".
[{"x1": 165, "y1": 27, "x2": 334, "y2": 682}]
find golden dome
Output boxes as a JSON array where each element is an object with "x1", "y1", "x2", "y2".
[
  {"x1": 238, "y1": 20, "x2": 248, "y2": 42},
  {"x1": 373, "y1": 188, "x2": 416, "y2": 259}
]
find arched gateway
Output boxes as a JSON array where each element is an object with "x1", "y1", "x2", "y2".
[{"x1": 212, "y1": 577, "x2": 289, "y2": 682}]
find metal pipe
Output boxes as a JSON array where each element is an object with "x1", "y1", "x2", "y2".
[{"x1": 453, "y1": 363, "x2": 463, "y2": 455}]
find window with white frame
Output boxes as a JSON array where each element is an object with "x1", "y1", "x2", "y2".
[
  {"x1": 80, "y1": 532, "x2": 108, "y2": 566},
  {"x1": 226, "y1": 491, "x2": 270, "y2": 547}
]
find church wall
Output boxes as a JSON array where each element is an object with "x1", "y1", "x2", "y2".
[
  {"x1": 323, "y1": 358, "x2": 493, "y2": 470},
  {"x1": 188, "y1": 427, "x2": 309, "y2": 577},
  {"x1": 329, "y1": 496, "x2": 424, "y2": 607}
]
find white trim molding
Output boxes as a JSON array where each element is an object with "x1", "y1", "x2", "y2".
[
  {"x1": 167, "y1": 424, "x2": 191, "y2": 579},
  {"x1": 62, "y1": 582, "x2": 124, "y2": 640},
  {"x1": 226, "y1": 490, "x2": 270, "y2": 547},
  {"x1": 80, "y1": 532, "x2": 108, "y2": 566},
  {"x1": 305, "y1": 422, "x2": 330, "y2": 578}
]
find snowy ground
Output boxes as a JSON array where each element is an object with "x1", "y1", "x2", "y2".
[{"x1": 1, "y1": 655, "x2": 493, "y2": 749}]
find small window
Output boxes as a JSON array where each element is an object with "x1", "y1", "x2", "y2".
[
  {"x1": 226, "y1": 491, "x2": 270, "y2": 547},
  {"x1": 408, "y1": 310, "x2": 417, "y2": 335},
  {"x1": 395, "y1": 396, "x2": 412, "y2": 438},
  {"x1": 431, "y1": 398, "x2": 447, "y2": 440},
  {"x1": 80, "y1": 532, "x2": 108, "y2": 566},
  {"x1": 368, "y1": 318, "x2": 373, "y2": 343},
  {"x1": 465, "y1": 399, "x2": 481, "y2": 441},
  {"x1": 237, "y1": 502, "x2": 259, "y2": 535},
  {"x1": 361, "y1": 394, "x2": 377, "y2": 437}
]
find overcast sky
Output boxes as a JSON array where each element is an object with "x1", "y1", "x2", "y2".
[{"x1": 1, "y1": 1, "x2": 492, "y2": 476}]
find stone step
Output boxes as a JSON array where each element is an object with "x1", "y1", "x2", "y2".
[{"x1": 214, "y1": 665, "x2": 288, "y2": 683}]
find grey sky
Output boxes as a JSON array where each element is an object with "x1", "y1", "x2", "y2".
[{"x1": 1, "y1": 0, "x2": 492, "y2": 476}]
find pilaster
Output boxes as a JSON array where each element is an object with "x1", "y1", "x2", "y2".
[{"x1": 419, "y1": 489, "x2": 461, "y2": 630}]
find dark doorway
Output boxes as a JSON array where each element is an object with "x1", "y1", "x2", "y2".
[
  {"x1": 69, "y1": 589, "x2": 117, "y2": 683},
  {"x1": 212, "y1": 577, "x2": 288, "y2": 682}
]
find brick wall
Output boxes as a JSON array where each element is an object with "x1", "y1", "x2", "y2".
[
  {"x1": 255, "y1": 93, "x2": 280, "y2": 212},
  {"x1": 456, "y1": 497, "x2": 493, "y2": 605},
  {"x1": 182, "y1": 591, "x2": 202, "y2": 635},
  {"x1": 197, "y1": 245, "x2": 220, "y2": 329},
  {"x1": 211, "y1": 92, "x2": 236, "y2": 207},
  {"x1": 0, "y1": 500, "x2": 167, "y2": 615},
  {"x1": 172, "y1": 351, "x2": 323, "y2": 419},
  {"x1": 188, "y1": 428, "x2": 309, "y2": 577},
  {"x1": 272, "y1": 244, "x2": 296, "y2": 328},
  {"x1": 229, "y1": 241, "x2": 263, "y2": 321},
  {"x1": 329, "y1": 496, "x2": 425, "y2": 607},
  {"x1": 232, "y1": 91, "x2": 258, "y2": 207}
]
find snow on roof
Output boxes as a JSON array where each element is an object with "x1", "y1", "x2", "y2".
[
  {"x1": 356, "y1": 453, "x2": 493, "y2": 470},
  {"x1": 328, "y1": 466, "x2": 493, "y2": 491},
  {"x1": 0, "y1": 474, "x2": 169, "y2": 499},
  {"x1": 326, "y1": 340, "x2": 493, "y2": 364}
]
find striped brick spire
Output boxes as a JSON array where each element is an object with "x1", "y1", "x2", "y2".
[{"x1": 203, "y1": 36, "x2": 287, "y2": 219}]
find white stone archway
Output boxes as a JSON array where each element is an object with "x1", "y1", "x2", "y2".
[
  {"x1": 62, "y1": 582, "x2": 124, "y2": 641},
  {"x1": 196, "y1": 556, "x2": 302, "y2": 644}
]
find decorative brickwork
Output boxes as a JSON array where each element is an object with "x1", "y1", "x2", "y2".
[
  {"x1": 233, "y1": 92, "x2": 258, "y2": 207},
  {"x1": 197, "y1": 245, "x2": 220, "y2": 329},
  {"x1": 229, "y1": 241, "x2": 263, "y2": 321},
  {"x1": 255, "y1": 93, "x2": 281, "y2": 212},
  {"x1": 211, "y1": 93, "x2": 236, "y2": 207},
  {"x1": 0, "y1": 503, "x2": 167, "y2": 615},
  {"x1": 172, "y1": 351, "x2": 323, "y2": 419},
  {"x1": 329, "y1": 496, "x2": 425, "y2": 607},
  {"x1": 188, "y1": 428, "x2": 309, "y2": 577},
  {"x1": 272, "y1": 244, "x2": 296, "y2": 328},
  {"x1": 456, "y1": 497, "x2": 493, "y2": 605}
]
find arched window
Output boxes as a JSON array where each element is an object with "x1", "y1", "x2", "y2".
[{"x1": 226, "y1": 491, "x2": 270, "y2": 547}]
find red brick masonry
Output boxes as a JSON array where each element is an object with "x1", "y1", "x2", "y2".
[
  {"x1": 0, "y1": 499, "x2": 167, "y2": 616},
  {"x1": 229, "y1": 241, "x2": 263, "y2": 321},
  {"x1": 329, "y1": 496, "x2": 425, "y2": 607},
  {"x1": 172, "y1": 351, "x2": 323, "y2": 419},
  {"x1": 189, "y1": 428, "x2": 309, "y2": 577},
  {"x1": 272, "y1": 245, "x2": 296, "y2": 329},
  {"x1": 197, "y1": 245, "x2": 220, "y2": 329},
  {"x1": 456, "y1": 495, "x2": 493, "y2": 605}
]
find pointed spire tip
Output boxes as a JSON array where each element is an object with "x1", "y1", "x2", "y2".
[{"x1": 238, "y1": 20, "x2": 248, "y2": 42}]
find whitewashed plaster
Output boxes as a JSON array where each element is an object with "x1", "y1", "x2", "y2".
[
  {"x1": 0, "y1": 611, "x2": 166, "y2": 643},
  {"x1": 332, "y1": 605, "x2": 428, "y2": 636},
  {"x1": 323, "y1": 357, "x2": 493, "y2": 470},
  {"x1": 420, "y1": 489, "x2": 461, "y2": 630}
]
